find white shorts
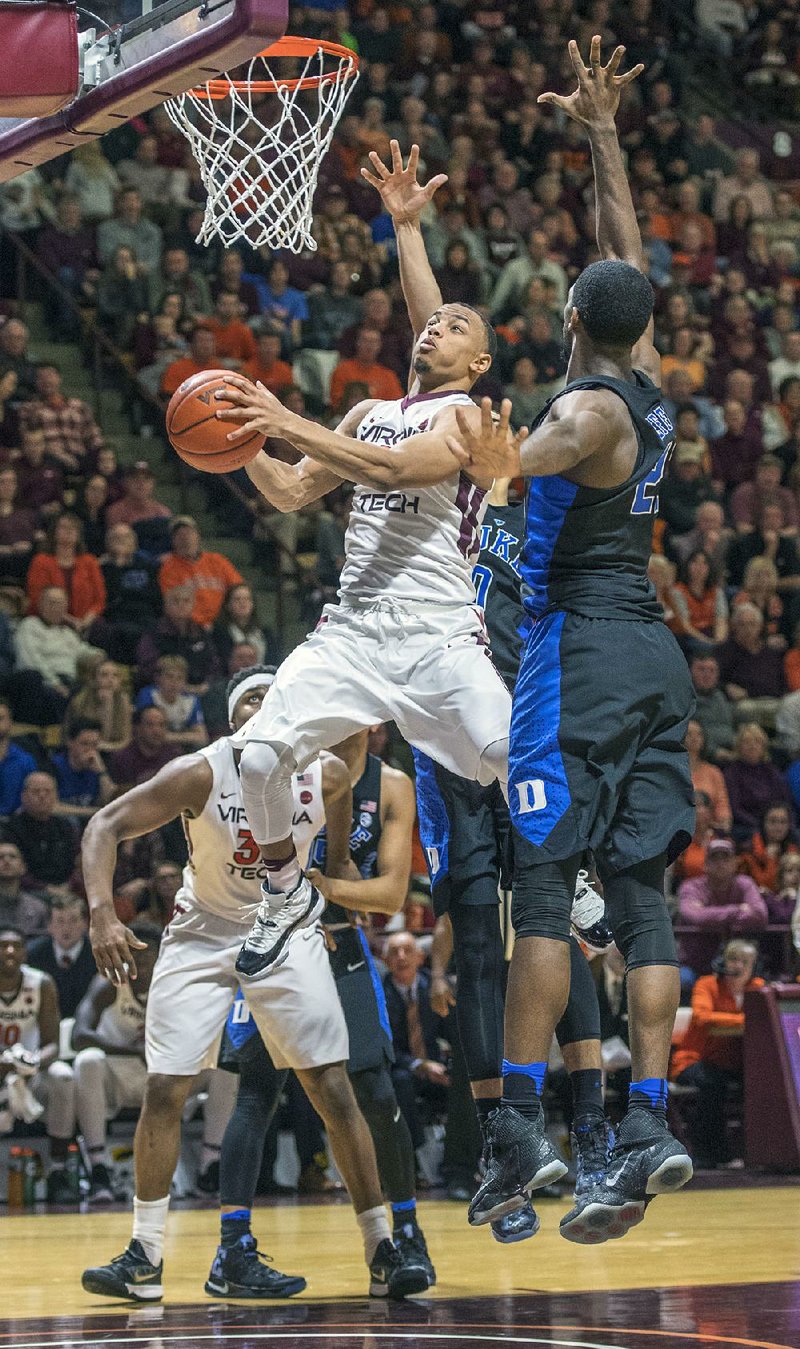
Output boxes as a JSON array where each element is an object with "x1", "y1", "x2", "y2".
[
  {"x1": 231, "y1": 599, "x2": 511, "y2": 783},
  {"x1": 145, "y1": 901, "x2": 348, "y2": 1075}
]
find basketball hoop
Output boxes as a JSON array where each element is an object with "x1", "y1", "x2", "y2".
[{"x1": 165, "y1": 36, "x2": 359, "y2": 253}]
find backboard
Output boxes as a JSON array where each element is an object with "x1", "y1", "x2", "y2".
[{"x1": 0, "y1": 0, "x2": 287, "y2": 182}]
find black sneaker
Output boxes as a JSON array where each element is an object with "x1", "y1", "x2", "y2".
[
  {"x1": 393, "y1": 1221, "x2": 436, "y2": 1289},
  {"x1": 196, "y1": 1160, "x2": 220, "y2": 1195},
  {"x1": 468, "y1": 1105, "x2": 567, "y2": 1227},
  {"x1": 204, "y1": 1235, "x2": 306, "y2": 1299},
  {"x1": 564, "y1": 1109, "x2": 692, "y2": 1245},
  {"x1": 491, "y1": 1203, "x2": 540, "y2": 1244},
  {"x1": 89, "y1": 1162, "x2": 114, "y2": 1205},
  {"x1": 82, "y1": 1240, "x2": 163, "y2": 1301},
  {"x1": 369, "y1": 1237, "x2": 429, "y2": 1299},
  {"x1": 559, "y1": 1118, "x2": 614, "y2": 1243},
  {"x1": 236, "y1": 875, "x2": 325, "y2": 977}
]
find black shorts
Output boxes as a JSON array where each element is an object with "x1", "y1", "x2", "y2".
[
  {"x1": 413, "y1": 750, "x2": 511, "y2": 917},
  {"x1": 509, "y1": 611, "x2": 695, "y2": 877},
  {"x1": 327, "y1": 926, "x2": 394, "y2": 1074}
]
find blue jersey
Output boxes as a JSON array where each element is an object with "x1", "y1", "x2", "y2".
[
  {"x1": 521, "y1": 371, "x2": 674, "y2": 622},
  {"x1": 474, "y1": 501, "x2": 524, "y2": 692}
]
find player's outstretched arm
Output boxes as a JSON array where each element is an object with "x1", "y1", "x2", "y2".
[
  {"x1": 83, "y1": 754, "x2": 212, "y2": 986},
  {"x1": 309, "y1": 766, "x2": 415, "y2": 916},
  {"x1": 361, "y1": 139, "x2": 446, "y2": 341},
  {"x1": 448, "y1": 393, "x2": 617, "y2": 480}
]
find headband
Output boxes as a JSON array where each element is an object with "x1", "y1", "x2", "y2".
[{"x1": 227, "y1": 670, "x2": 275, "y2": 724}]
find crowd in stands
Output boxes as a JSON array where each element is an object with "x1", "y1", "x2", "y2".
[{"x1": 2, "y1": 0, "x2": 800, "y2": 1190}]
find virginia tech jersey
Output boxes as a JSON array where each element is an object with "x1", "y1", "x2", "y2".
[
  {"x1": 338, "y1": 390, "x2": 488, "y2": 606},
  {"x1": 95, "y1": 982, "x2": 147, "y2": 1051},
  {"x1": 177, "y1": 738, "x2": 326, "y2": 922},
  {"x1": 0, "y1": 965, "x2": 44, "y2": 1052}
]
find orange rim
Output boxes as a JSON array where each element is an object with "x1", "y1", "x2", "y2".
[{"x1": 189, "y1": 36, "x2": 359, "y2": 99}]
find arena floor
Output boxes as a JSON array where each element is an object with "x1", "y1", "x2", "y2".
[{"x1": 4, "y1": 1187, "x2": 800, "y2": 1347}]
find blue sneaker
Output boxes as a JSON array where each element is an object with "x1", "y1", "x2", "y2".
[
  {"x1": 559, "y1": 1118, "x2": 613, "y2": 1243},
  {"x1": 205, "y1": 1235, "x2": 306, "y2": 1299},
  {"x1": 491, "y1": 1203, "x2": 541, "y2": 1244}
]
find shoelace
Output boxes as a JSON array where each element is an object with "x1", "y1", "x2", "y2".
[
  {"x1": 575, "y1": 1123, "x2": 611, "y2": 1191},
  {"x1": 571, "y1": 870, "x2": 604, "y2": 927},
  {"x1": 246, "y1": 908, "x2": 282, "y2": 954}
]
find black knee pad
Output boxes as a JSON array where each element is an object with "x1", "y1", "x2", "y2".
[
  {"x1": 350, "y1": 1064, "x2": 398, "y2": 1126},
  {"x1": 556, "y1": 937, "x2": 601, "y2": 1047},
  {"x1": 601, "y1": 853, "x2": 678, "y2": 970},
  {"x1": 511, "y1": 848, "x2": 582, "y2": 942}
]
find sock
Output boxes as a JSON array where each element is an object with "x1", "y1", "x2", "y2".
[
  {"x1": 570, "y1": 1068, "x2": 606, "y2": 1131},
  {"x1": 391, "y1": 1198, "x2": 417, "y2": 1233},
  {"x1": 501, "y1": 1059, "x2": 547, "y2": 1120},
  {"x1": 264, "y1": 851, "x2": 301, "y2": 896},
  {"x1": 629, "y1": 1077, "x2": 668, "y2": 1119},
  {"x1": 474, "y1": 1095, "x2": 501, "y2": 1140},
  {"x1": 357, "y1": 1204, "x2": 392, "y2": 1264},
  {"x1": 132, "y1": 1195, "x2": 170, "y2": 1266},
  {"x1": 220, "y1": 1208, "x2": 252, "y2": 1249}
]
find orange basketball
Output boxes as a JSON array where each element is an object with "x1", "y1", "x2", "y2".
[{"x1": 166, "y1": 369, "x2": 265, "y2": 473}]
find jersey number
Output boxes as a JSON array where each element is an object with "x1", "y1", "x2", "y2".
[
  {"x1": 473, "y1": 563, "x2": 492, "y2": 607},
  {"x1": 630, "y1": 445, "x2": 672, "y2": 517},
  {"x1": 232, "y1": 829, "x2": 260, "y2": 866}
]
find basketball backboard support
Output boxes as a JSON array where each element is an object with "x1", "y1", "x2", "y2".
[{"x1": 0, "y1": 0, "x2": 287, "y2": 182}]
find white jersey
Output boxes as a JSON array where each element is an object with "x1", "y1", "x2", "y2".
[
  {"x1": 338, "y1": 391, "x2": 488, "y2": 606},
  {"x1": 0, "y1": 965, "x2": 44, "y2": 1052},
  {"x1": 177, "y1": 737, "x2": 326, "y2": 922},
  {"x1": 96, "y1": 982, "x2": 147, "y2": 1051}
]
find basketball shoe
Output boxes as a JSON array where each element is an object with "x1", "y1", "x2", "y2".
[
  {"x1": 369, "y1": 1237, "x2": 430, "y2": 1298},
  {"x1": 468, "y1": 1105, "x2": 568, "y2": 1227},
  {"x1": 204, "y1": 1235, "x2": 306, "y2": 1299},
  {"x1": 570, "y1": 870, "x2": 613, "y2": 953},
  {"x1": 559, "y1": 1118, "x2": 614, "y2": 1243},
  {"x1": 491, "y1": 1203, "x2": 541, "y2": 1244},
  {"x1": 558, "y1": 1108, "x2": 692, "y2": 1244},
  {"x1": 236, "y1": 874, "x2": 324, "y2": 976},
  {"x1": 393, "y1": 1220, "x2": 436, "y2": 1289},
  {"x1": 82, "y1": 1240, "x2": 163, "y2": 1301}
]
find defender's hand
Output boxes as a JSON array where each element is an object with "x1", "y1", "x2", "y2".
[
  {"x1": 216, "y1": 379, "x2": 290, "y2": 445},
  {"x1": 446, "y1": 398, "x2": 527, "y2": 480},
  {"x1": 538, "y1": 36, "x2": 644, "y2": 128},
  {"x1": 361, "y1": 139, "x2": 447, "y2": 224},
  {"x1": 90, "y1": 907, "x2": 147, "y2": 986}
]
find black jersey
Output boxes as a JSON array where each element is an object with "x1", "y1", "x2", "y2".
[
  {"x1": 520, "y1": 371, "x2": 675, "y2": 622},
  {"x1": 474, "y1": 501, "x2": 524, "y2": 692},
  {"x1": 312, "y1": 752, "x2": 383, "y2": 924}
]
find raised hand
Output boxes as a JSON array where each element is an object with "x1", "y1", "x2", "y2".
[
  {"x1": 445, "y1": 398, "x2": 528, "y2": 481},
  {"x1": 361, "y1": 138, "x2": 447, "y2": 225},
  {"x1": 538, "y1": 35, "x2": 644, "y2": 129}
]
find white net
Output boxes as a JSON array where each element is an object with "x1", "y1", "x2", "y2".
[{"x1": 164, "y1": 42, "x2": 359, "y2": 253}]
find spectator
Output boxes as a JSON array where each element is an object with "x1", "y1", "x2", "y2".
[
  {"x1": 19, "y1": 366, "x2": 105, "y2": 472},
  {"x1": 715, "y1": 603, "x2": 785, "y2": 719},
  {"x1": 50, "y1": 718, "x2": 114, "y2": 819},
  {"x1": 158, "y1": 517, "x2": 243, "y2": 628},
  {"x1": 97, "y1": 186, "x2": 163, "y2": 276},
  {"x1": 0, "y1": 465, "x2": 39, "y2": 583},
  {"x1": 4, "y1": 772, "x2": 78, "y2": 890},
  {"x1": 659, "y1": 445, "x2": 717, "y2": 539},
  {"x1": 784, "y1": 622, "x2": 800, "y2": 694},
  {"x1": 63, "y1": 141, "x2": 119, "y2": 223},
  {"x1": 250, "y1": 260, "x2": 308, "y2": 348},
  {"x1": 134, "y1": 291, "x2": 189, "y2": 379},
  {"x1": 36, "y1": 195, "x2": 99, "y2": 340},
  {"x1": 685, "y1": 719, "x2": 732, "y2": 834},
  {"x1": 0, "y1": 924, "x2": 76, "y2": 1204},
  {"x1": 690, "y1": 654, "x2": 736, "y2": 763},
  {"x1": 108, "y1": 705, "x2": 180, "y2": 791},
  {"x1": 241, "y1": 330, "x2": 294, "y2": 394},
  {"x1": 95, "y1": 522, "x2": 163, "y2": 664},
  {"x1": 201, "y1": 290, "x2": 257, "y2": 366},
  {"x1": 27, "y1": 894, "x2": 96, "y2": 1018},
  {"x1": 105, "y1": 462, "x2": 171, "y2": 557},
  {"x1": 15, "y1": 427, "x2": 65, "y2": 517},
  {"x1": 723, "y1": 722, "x2": 793, "y2": 841},
  {"x1": 116, "y1": 133, "x2": 180, "y2": 208},
  {"x1": 159, "y1": 326, "x2": 219, "y2": 401},
  {"x1": 710, "y1": 399, "x2": 764, "y2": 490},
  {"x1": 135, "y1": 655, "x2": 207, "y2": 749},
  {"x1": 13, "y1": 586, "x2": 99, "y2": 724},
  {"x1": 27, "y1": 511, "x2": 106, "y2": 635},
  {"x1": 96, "y1": 244, "x2": 150, "y2": 348},
  {"x1": 769, "y1": 331, "x2": 800, "y2": 397},
  {"x1": 669, "y1": 499, "x2": 731, "y2": 573},
  {"x1": 727, "y1": 503, "x2": 800, "y2": 610},
  {"x1": 130, "y1": 859, "x2": 182, "y2": 928},
  {"x1": 732, "y1": 557, "x2": 786, "y2": 647},
  {"x1": 670, "y1": 549, "x2": 728, "y2": 648},
  {"x1": 490, "y1": 227, "x2": 568, "y2": 318},
  {"x1": 678, "y1": 838, "x2": 769, "y2": 980},
  {"x1": 713, "y1": 148, "x2": 775, "y2": 224},
  {"x1": 648, "y1": 553, "x2": 679, "y2": 628},
  {"x1": 730, "y1": 453, "x2": 799, "y2": 534},
  {"x1": 0, "y1": 840, "x2": 49, "y2": 937},
  {"x1": 199, "y1": 639, "x2": 259, "y2": 740},
  {"x1": 135, "y1": 584, "x2": 220, "y2": 691},
  {"x1": 305, "y1": 261, "x2": 363, "y2": 350},
  {"x1": 503, "y1": 356, "x2": 551, "y2": 426},
  {"x1": 76, "y1": 474, "x2": 110, "y2": 558},
  {"x1": 0, "y1": 700, "x2": 37, "y2": 819},
  {"x1": 65, "y1": 657, "x2": 131, "y2": 754},
  {"x1": 0, "y1": 318, "x2": 37, "y2": 401},
  {"x1": 382, "y1": 930, "x2": 450, "y2": 1153},
  {"x1": 673, "y1": 791, "x2": 716, "y2": 886},
  {"x1": 670, "y1": 938, "x2": 763, "y2": 1169},
  {"x1": 329, "y1": 327, "x2": 405, "y2": 410},
  {"x1": 337, "y1": 289, "x2": 411, "y2": 381},
  {"x1": 437, "y1": 240, "x2": 482, "y2": 306},
  {"x1": 148, "y1": 246, "x2": 211, "y2": 320},
  {"x1": 211, "y1": 249, "x2": 260, "y2": 317},
  {"x1": 738, "y1": 802, "x2": 799, "y2": 896},
  {"x1": 212, "y1": 583, "x2": 278, "y2": 670},
  {"x1": 771, "y1": 852, "x2": 800, "y2": 927}
]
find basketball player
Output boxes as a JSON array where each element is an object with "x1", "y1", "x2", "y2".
[
  {"x1": 0, "y1": 925, "x2": 75, "y2": 1203},
  {"x1": 82, "y1": 667, "x2": 429, "y2": 1301},
  {"x1": 214, "y1": 140, "x2": 527, "y2": 977},
  {"x1": 447, "y1": 39, "x2": 696, "y2": 1242},
  {"x1": 210, "y1": 726, "x2": 435, "y2": 1298}
]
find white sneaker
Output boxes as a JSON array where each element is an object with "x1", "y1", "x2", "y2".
[
  {"x1": 570, "y1": 870, "x2": 613, "y2": 954},
  {"x1": 235, "y1": 874, "x2": 325, "y2": 976}
]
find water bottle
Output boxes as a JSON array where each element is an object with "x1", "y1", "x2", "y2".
[
  {"x1": 64, "y1": 1143, "x2": 82, "y2": 1202},
  {"x1": 7, "y1": 1146, "x2": 24, "y2": 1209},
  {"x1": 22, "y1": 1148, "x2": 38, "y2": 1208}
]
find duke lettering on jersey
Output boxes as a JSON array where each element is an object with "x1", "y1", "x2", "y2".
[
  {"x1": 473, "y1": 502, "x2": 525, "y2": 691},
  {"x1": 338, "y1": 390, "x2": 487, "y2": 606}
]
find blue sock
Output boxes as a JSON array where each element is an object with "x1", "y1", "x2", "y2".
[
  {"x1": 629, "y1": 1078, "x2": 668, "y2": 1117},
  {"x1": 391, "y1": 1198, "x2": 417, "y2": 1231},
  {"x1": 501, "y1": 1059, "x2": 547, "y2": 1120},
  {"x1": 220, "y1": 1208, "x2": 251, "y2": 1249}
]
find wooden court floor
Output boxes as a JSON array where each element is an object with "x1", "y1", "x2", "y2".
[{"x1": 3, "y1": 1188, "x2": 799, "y2": 1348}]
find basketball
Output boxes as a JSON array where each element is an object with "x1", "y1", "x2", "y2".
[{"x1": 166, "y1": 369, "x2": 265, "y2": 473}]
